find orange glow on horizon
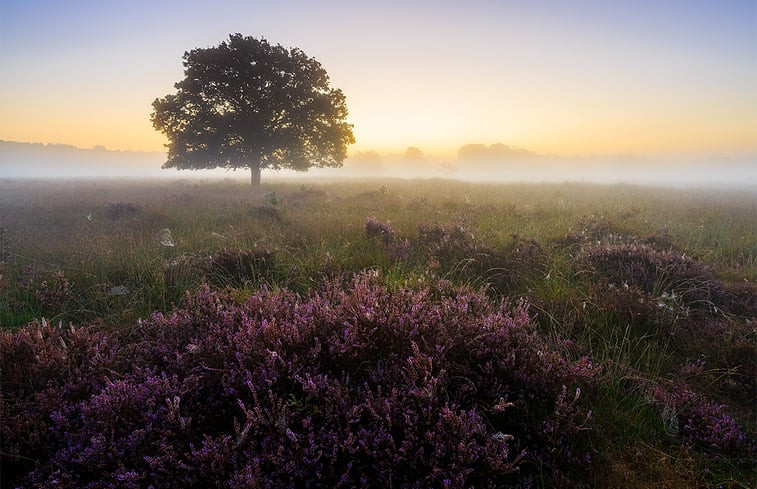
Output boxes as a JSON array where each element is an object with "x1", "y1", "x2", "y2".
[{"x1": 1, "y1": 2, "x2": 754, "y2": 160}]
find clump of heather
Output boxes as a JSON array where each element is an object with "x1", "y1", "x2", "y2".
[
  {"x1": 648, "y1": 382, "x2": 755, "y2": 463},
  {"x1": 672, "y1": 320, "x2": 756, "y2": 406},
  {"x1": 248, "y1": 205, "x2": 282, "y2": 222},
  {"x1": 163, "y1": 248, "x2": 275, "y2": 289},
  {"x1": 364, "y1": 218, "x2": 412, "y2": 260},
  {"x1": 562, "y1": 215, "x2": 675, "y2": 252},
  {"x1": 1, "y1": 274, "x2": 598, "y2": 488},
  {"x1": 416, "y1": 226, "x2": 546, "y2": 293},
  {"x1": 104, "y1": 201, "x2": 141, "y2": 221},
  {"x1": 589, "y1": 282, "x2": 686, "y2": 336},
  {"x1": 582, "y1": 244, "x2": 728, "y2": 315},
  {"x1": 416, "y1": 224, "x2": 474, "y2": 261},
  {"x1": 561, "y1": 215, "x2": 629, "y2": 248},
  {"x1": 506, "y1": 234, "x2": 548, "y2": 274},
  {"x1": 724, "y1": 281, "x2": 757, "y2": 319},
  {"x1": 364, "y1": 217, "x2": 398, "y2": 246},
  {"x1": 34, "y1": 271, "x2": 74, "y2": 316},
  {"x1": 0, "y1": 320, "x2": 122, "y2": 483},
  {"x1": 207, "y1": 248, "x2": 274, "y2": 286}
]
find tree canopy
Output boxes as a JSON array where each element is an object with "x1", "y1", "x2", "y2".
[{"x1": 151, "y1": 34, "x2": 355, "y2": 186}]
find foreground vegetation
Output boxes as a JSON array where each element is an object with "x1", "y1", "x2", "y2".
[{"x1": 1, "y1": 178, "x2": 755, "y2": 487}]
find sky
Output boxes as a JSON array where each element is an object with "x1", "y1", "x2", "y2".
[{"x1": 1, "y1": 0, "x2": 756, "y2": 158}]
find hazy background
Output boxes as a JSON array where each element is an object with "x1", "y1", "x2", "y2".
[
  {"x1": 2, "y1": 140, "x2": 754, "y2": 187},
  {"x1": 1, "y1": 0, "x2": 755, "y2": 184}
]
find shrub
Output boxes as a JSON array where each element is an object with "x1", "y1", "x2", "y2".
[
  {"x1": 724, "y1": 282, "x2": 757, "y2": 319},
  {"x1": 561, "y1": 215, "x2": 628, "y2": 248},
  {"x1": 589, "y1": 282, "x2": 686, "y2": 337},
  {"x1": 104, "y1": 202, "x2": 140, "y2": 221},
  {"x1": 670, "y1": 320, "x2": 756, "y2": 407},
  {"x1": 248, "y1": 205, "x2": 282, "y2": 222},
  {"x1": 34, "y1": 271, "x2": 74, "y2": 316},
  {"x1": 364, "y1": 217, "x2": 398, "y2": 247},
  {"x1": 561, "y1": 216, "x2": 673, "y2": 252},
  {"x1": 207, "y1": 248, "x2": 274, "y2": 287},
  {"x1": 365, "y1": 218, "x2": 412, "y2": 261},
  {"x1": 0, "y1": 320, "x2": 122, "y2": 484},
  {"x1": 163, "y1": 248, "x2": 275, "y2": 290},
  {"x1": 648, "y1": 382, "x2": 755, "y2": 464},
  {"x1": 416, "y1": 224, "x2": 474, "y2": 262},
  {"x1": 416, "y1": 227, "x2": 546, "y2": 293},
  {"x1": 1, "y1": 274, "x2": 598, "y2": 488},
  {"x1": 582, "y1": 244, "x2": 728, "y2": 314}
]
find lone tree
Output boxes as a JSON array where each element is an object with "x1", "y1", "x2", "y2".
[{"x1": 151, "y1": 34, "x2": 355, "y2": 187}]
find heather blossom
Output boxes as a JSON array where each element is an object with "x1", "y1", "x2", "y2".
[{"x1": 1, "y1": 274, "x2": 599, "y2": 487}]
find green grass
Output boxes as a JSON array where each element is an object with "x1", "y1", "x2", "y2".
[{"x1": 1, "y1": 177, "x2": 755, "y2": 487}]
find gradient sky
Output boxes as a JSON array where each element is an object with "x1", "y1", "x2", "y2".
[{"x1": 1, "y1": 0, "x2": 755, "y2": 157}]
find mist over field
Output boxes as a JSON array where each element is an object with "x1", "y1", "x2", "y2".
[
  {"x1": 2, "y1": 0, "x2": 755, "y2": 486},
  {"x1": 1, "y1": 140, "x2": 754, "y2": 187}
]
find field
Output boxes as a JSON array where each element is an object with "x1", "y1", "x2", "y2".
[{"x1": 1, "y1": 178, "x2": 755, "y2": 487}]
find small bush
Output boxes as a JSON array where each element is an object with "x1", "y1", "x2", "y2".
[
  {"x1": 561, "y1": 215, "x2": 628, "y2": 247},
  {"x1": 104, "y1": 202, "x2": 140, "y2": 221},
  {"x1": 248, "y1": 205, "x2": 282, "y2": 222},
  {"x1": 649, "y1": 382, "x2": 755, "y2": 463},
  {"x1": 724, "y1": 282, "x2": 757, "y2": 318},
  {"x1": 1, "y1": 274, "x2": 598, "y2": 488},
  {"x1": 562, "y1": 216, "x2": 673, "y2": 252},
  {"x1": 582, "y1": 244, "x2": 728, "y2": 314},
  {"x1": 207, "y1": 248, "x2": 274, "y2": 286},
  {"x1": 163, "y1": 248, "x2": 275, "y2": 290},
  {"x1": 34, "y1": 270, "x2": 74, "y2": 316},
  {"x1": 590, "y1": 282, "x2": 684, "y2": 335},
  {"x1": 365, "y1": 218, "x2": 412, "y2": 261},
  {"x1": 416, "y1": 227, "x2": 546, "y2": 293},
  {"x1": 364, "y1": 217, "x2": 398, "y2": 246},
  {"x1": 417, "y1": 224, "x2": 474, "y2": 261},
  {"x1": 672, "y1": 320, "x2": 756, "y2": 407}
]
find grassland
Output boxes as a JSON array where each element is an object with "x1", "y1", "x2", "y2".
[{"x1": 1, "y1": 178, "x2": 755, "y2": 487}]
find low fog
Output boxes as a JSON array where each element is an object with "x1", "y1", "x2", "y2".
[{"x1": 1, "y1": 140, "x2": 754, "y2": 188}]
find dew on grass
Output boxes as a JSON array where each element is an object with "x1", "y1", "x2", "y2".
[
  {"x1": 158, "y1": 228, "x2": 175, "y2": 247},
  {"x1": 108, "y1": 285, "x2": 130, "y2": 296}
]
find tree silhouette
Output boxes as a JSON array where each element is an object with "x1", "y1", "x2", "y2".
[{"x1": 151, "y1": 34, "x2": 355, "y2": 187}]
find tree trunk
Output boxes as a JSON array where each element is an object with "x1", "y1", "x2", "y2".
[{"x1": 250, "y1": 164, "x2": 261, "y2": 188}]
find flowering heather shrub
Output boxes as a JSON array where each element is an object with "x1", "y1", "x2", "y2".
[
  {"x1": 364, "y1": 217, "x2": 398, "y2": 246},
  {"x1": 207, "y1": 248, "x2": 274, "y2": 286},
  {"x1": 582, "y1": 244, "x2": 728, "y2": 314},
  {"x1": 386, "y1": 238, "x2": 412, "y2": 261},
  {"x1": 163, "y1": 248, "x2": 275, "y2": 289},
  {"x1": 2, "y1": 274, "x2": 598, "y2": 488},
  {"x1": 416, "y1": 224, "x2": 474, "y2": 260},
  {"x1": 0, "y1": 320, "x2": 122, "y2": 484},
  {"x1": 416, "y1": 226, "x2": 546, "y2": 293},
  {"x1": 590, "y1": 283, "x2": 685, "y2": 335},
  {"x1": 639, "y1": 230, "x2": 675, "y2": 251},
  {"x1": 724, "y1": 282, "x2": 757, "y2": 319},
  {"x1": 506, "y1": 234, "x2": 547, "y2": 274},
  {"x1": 648, "y1": 383, "x2": 755, "y2": 463},
  {"x1": 248, "y1": 205, "x2": 282, "y2": 222},
  {"x1": 34, "y1": 270, "x2": 74, "y2": 316},
  {"x1": 562, "y1": 216, "x2": 673, "y2": 252},
  {"x1": 672, "y1": 320, "x2": 756, "y2": 406},
  {"x1": 364, "y1": 218, "x2": 412, "y2": 261},
  {"x1": 104, "y1": 201, "x2": 141, "y2": 221},
  {"x1": 561, "y1": 215, "x2": 628, "y2": 248}
]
